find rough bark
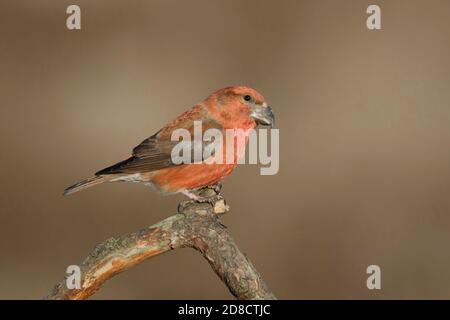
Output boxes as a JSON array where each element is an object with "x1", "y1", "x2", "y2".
[{"x1": 45, "y1": 188, "x2": 276, "y2": 300}]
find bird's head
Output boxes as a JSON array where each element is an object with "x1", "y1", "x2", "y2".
[{"x1": 205, "y1": 86, "x2": 275, "y2": 129}]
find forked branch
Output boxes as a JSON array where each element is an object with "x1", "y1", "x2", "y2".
[{"x1": 45, "y1": 188, "x2": 276, "y2": 300}]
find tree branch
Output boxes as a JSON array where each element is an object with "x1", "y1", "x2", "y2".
[{"x1": 45, "y1": 189, "x2": 276, "y2": 300}]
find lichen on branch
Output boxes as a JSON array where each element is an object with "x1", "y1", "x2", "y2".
[{"x1": 45, "y1": 188, "x2": 276, "y2": 300}]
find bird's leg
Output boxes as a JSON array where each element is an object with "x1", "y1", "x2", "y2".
[
  {"x1": 181, "y1": 187, "x2": 223, "y2": 204},
  {"x1": 178, "y1": 187, "x2": 228, "y2": 216},
  {"x1": 178, "y1": 190, "x2": 205, "y2": 214},
  {"x1": 181, "y1": 190, "x2": 202, "y2": 201}
]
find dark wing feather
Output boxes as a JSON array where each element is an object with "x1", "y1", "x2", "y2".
[{"x1": 96, "y1": 106, "x2": 223, "y2": 175}]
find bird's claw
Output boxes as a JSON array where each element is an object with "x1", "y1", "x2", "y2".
[
  {"x1": 178, "y1": 185, "x2": 227, "y2": 215},
  {"x1": 195, "y1": 193, "x2": 223, "y2": 205},
  {"x1": 210, "y1": 182, "x2": 222, "y2": 194},
  {"x1": 178, "y1": 192, "x2": 228, "y2": 215}
]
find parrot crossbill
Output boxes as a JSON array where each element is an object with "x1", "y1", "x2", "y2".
[{"x1": 64, "y1": 86, "x2": 274, "y2": 200}]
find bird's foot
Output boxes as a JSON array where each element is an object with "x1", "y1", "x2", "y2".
[
  {"x1": 178, "y1": 187, "x2": 228, "y2": 215},
  {"x1": 209, "y1": 182, "x2": 222, "y2": 194},
  {"x1": 196, "y1": 194, "x2": 223, "y2": 205},
  {"x1": 181, "y1": 186, "x2": 223, "y2": 203},
  {"x1": 197, "y1": 186, "x2": 225, "y2": 204},
  {"x1": 181, "y1": 190, "x2": 204, "y2": 201}
]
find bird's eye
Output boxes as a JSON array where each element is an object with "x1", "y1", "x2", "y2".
[{"x1": 243, "y1": 95, "x2": 253, "y2": 102}]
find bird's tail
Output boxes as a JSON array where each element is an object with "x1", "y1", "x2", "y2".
[{"x1": 63, "y1": 176, "x2": 108, "y2": 196}]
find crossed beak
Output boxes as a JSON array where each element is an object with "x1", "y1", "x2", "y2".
[{"x1": 251, "y1": 104, "x2": 275, "y2": 127}]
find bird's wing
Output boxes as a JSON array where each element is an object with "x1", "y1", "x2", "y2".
[{"x1": 96, "y1": 105, "x2": 223, "y2": 175}]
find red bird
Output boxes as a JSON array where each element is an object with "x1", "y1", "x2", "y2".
[{"x1": 64, "y1": 86, "x2": 274, "y2": 200}]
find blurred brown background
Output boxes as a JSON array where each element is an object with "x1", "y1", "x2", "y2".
[{"x1": 1, "y1": 0, "x2": 450, "y2": 299}]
